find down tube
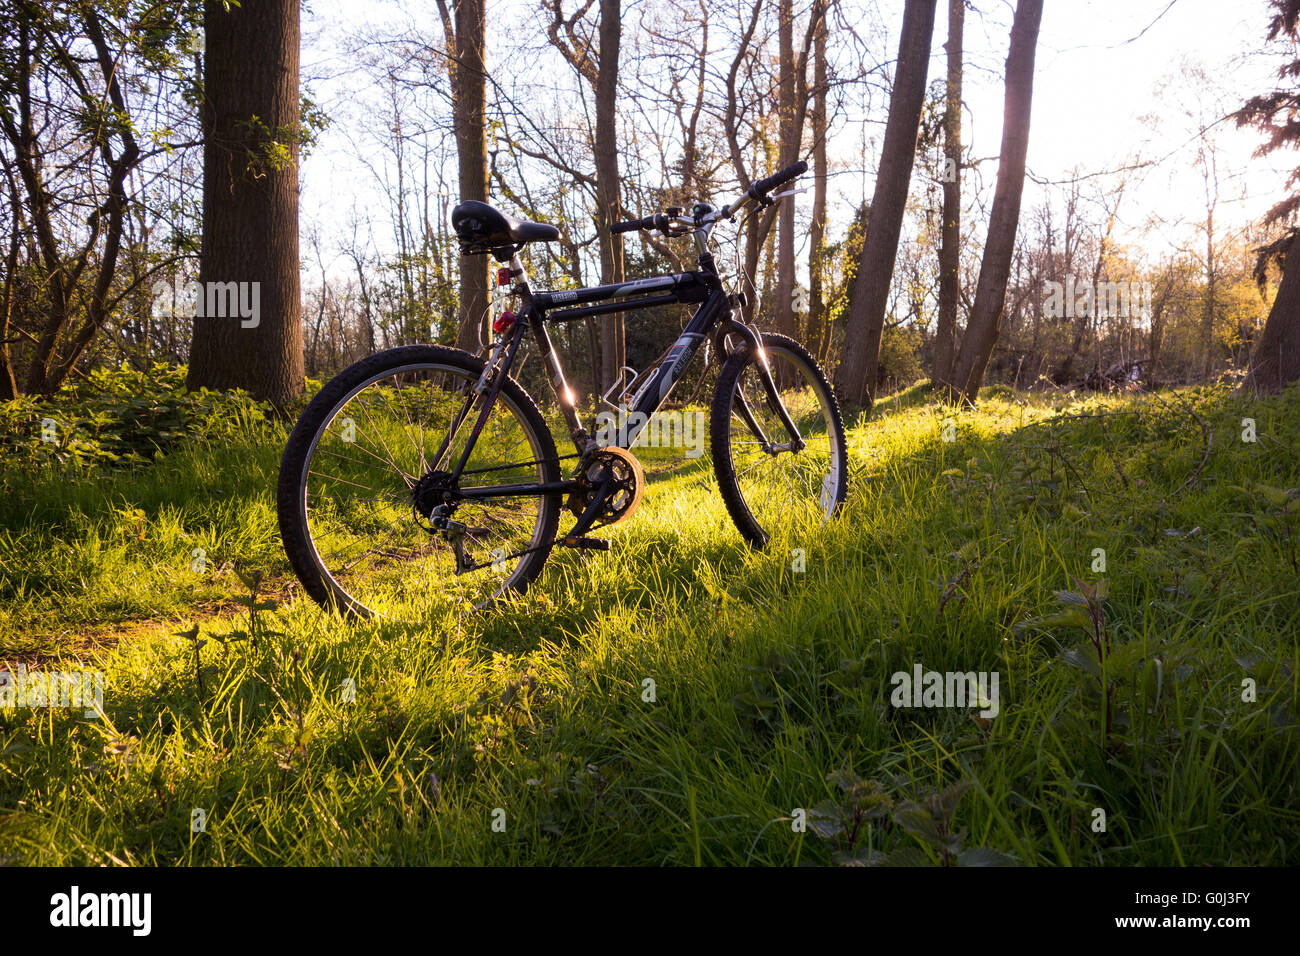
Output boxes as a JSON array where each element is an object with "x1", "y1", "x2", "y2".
[{"x1": 623, "y1": 290, "x2": 729, "y2": 447}]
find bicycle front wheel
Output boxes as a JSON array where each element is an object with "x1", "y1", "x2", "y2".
[
  {"x1": 277, "y1": 345, "x2": 561, "y2": 619},
  {"x1": 710, "y1": 332, "x2": 848, "y2": 548}
]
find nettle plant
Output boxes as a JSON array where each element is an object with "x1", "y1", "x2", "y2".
[
  {"x1": 2, "y1": 364, "x2": 269, "y2": 471},
  {"x1": 175, "y1": 567, "x2": 281, "y2": 701},
  {"x1": 1019, "y1": 578, "x2": 1194, "y2": 745},
  {"x1": 175, "y1": 567, "x2": 317, "y2": 779},
  {"x1": 808, "y1": 771, "x2": 1016, "y2": 867},
  {"x1": 1229, "y1": 482, "x2": 1300, "y2": 575}
]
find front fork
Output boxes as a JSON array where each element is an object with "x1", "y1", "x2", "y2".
[{"x1": 717, "y1": 316, "x2": 806, "y2": 454}]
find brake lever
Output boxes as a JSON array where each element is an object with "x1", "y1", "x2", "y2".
[{"x1": 772, "y1": 186, "x2": 810, "y2": 201}]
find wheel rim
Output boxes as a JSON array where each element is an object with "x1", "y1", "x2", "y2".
[
  {"x1": 297, "y1": 361, "x2": 553, "y2": 617},
  {"x1": 723, "y1": 345, "x2": 844, "y2": 545}
]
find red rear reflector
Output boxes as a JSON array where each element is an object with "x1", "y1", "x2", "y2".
[
  {"x1": 497, "y1": 268, "x2": 512, "y2": 286},
  {"x1": 493, "y1": 310, "x2": 517, "y2": 333}
]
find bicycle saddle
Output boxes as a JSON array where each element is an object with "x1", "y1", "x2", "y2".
[{"x1": 451, "y1": 200, "x2": 560, "y2": 251}]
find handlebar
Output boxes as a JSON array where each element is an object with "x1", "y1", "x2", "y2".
[
  {"x1": 746, "y1": 160, "x2": 808, "y2": 204},
  {"x1": 610, "y1": 160, "x2": 808, "y2": 236},
  {"x1": 611, "y1": 213, "x2": 670, "y2": 235}
]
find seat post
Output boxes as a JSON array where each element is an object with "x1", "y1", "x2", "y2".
[{"x1": 509, "y1": 251, "x2": 531, "y2": 297}]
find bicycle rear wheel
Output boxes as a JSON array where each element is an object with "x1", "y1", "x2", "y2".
[
  {"x1": 710, "y1": 332, "x2": 848, "y2": 548},
  {"x1": 277, "y1": 345, "x2": 561, "y2": 618}
]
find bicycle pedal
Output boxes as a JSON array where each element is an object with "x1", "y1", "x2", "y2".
[{"x1": 560, "y1": 535, "x2": 610, "y2": 551}]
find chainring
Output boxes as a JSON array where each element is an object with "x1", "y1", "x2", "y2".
[{"x1": 566, "y1": 446, "x2": 645, "y2": 527}]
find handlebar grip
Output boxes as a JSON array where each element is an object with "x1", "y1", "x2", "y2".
[
  {"x1": 611, "y1": 217, "x2": 650, "y2": 234},
  {"x1": 611, "y1": 213, "x2": 673, "y2": 235},
  {"x1": 747, "y1": 160, "x2": 809, "y2": 202}
]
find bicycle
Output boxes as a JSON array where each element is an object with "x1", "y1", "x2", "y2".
[{"x1": 277, "y1": 159, "x2": 849, "y2": 618}]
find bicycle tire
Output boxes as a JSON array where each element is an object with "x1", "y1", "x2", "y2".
[
  {"x1": 277, "y1": 344, "x2": 561, "y2": 617},
  {"x1": 710, "y1": 332, "x2": 848, "y2": 548}
]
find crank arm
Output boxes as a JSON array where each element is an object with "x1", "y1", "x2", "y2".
[{"x1": 567, "y1": 475, "x2": 614, "y2": 540}]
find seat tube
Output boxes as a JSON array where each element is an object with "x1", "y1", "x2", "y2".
[{"x1": 530, "y1": 312, "x2": 592, "y2": 451}]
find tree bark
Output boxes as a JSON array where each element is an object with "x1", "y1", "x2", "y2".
[
  {"x1": 2, "y1": 6, "x2": 142, "y2": 395},
  {"x1": 442, "y1": 0, "x2": 490, "y2": 353},
  {"x1": 545, "y1": 0, "x2": 623, "y2": 394},
  {"x1": 595, "y1": 0, "x2": 624, "y2": 393},
  {"x1": 775, "y1": 0, "x2": 798, "y2": 344},
  {"x1": 1242, "y1": 234, "x2": 1300, "y2": 392},
  {"x1": 1200, "y1": 177, "x2": 1218, "y2": 380},
  {"x1": 945, "y1": 0, "x2": 1043, "y2": 404},
  {"x1": 188, "y1": 0, "x2": 304, "y2": 407},
  {"x1": 1148, "y1": 265, "x2": 1175, "y2": 380},
  {"x1": 807, "y1": 0, "x2": 829, "y2": 364},
  {"x1": 932, "y1": 0, "x2": 963, "y2": 389},
  {"x1": 834, "y1": 0, "x2": 937, "y2": 411}
]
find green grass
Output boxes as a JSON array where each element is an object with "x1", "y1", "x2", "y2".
[{"x1": 1, "y1": 380, "x2": 1297, "y2": 865}]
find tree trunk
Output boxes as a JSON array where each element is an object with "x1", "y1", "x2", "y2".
[
  {"x1": 0, "y1": 179, "x2": 20, "y2": 400},
  {"x1": 945, "y1": 0, "x2": 1043, "y2": 404},
  {"x1": 594, "y1": 0, "x2": 624, "y2": 394},
  {"x1": 188, "y1": 0, "x2": 304, "y2": 407},
  {"x1": 1062, "y1": 196, "x2": 1120, "y2": 384},
  {"x1": 1148, "y1": 267, "x2": 1174, "y2": 380},
  {"x1": 448, "y1": 0, "x2": 490, "y2": 353},
  {"x1": 834, "y1": 0, "x2": 937, "y2": 411},
  {"x1": 807, "y1": 0, "x2": 829, "y2": 364},
  {"x1": 1200, "y1": 202, "x2": 1217, "y2": 380},
  {"x1": 932, "y1": 0, "x2": 963, "y2": 389},
  {"x1": 5, "y1": 6, "x2": 141, "y2": 395},
  {"x1": 775, "y1": 0, "x2": 798, "y2": 344},
  {"x1": 1242, "y1": 234, "x2": 1300, "y2": 392}
]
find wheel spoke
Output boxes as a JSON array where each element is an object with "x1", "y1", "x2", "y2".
[
  {"x1": 291, "y1": 357, "x2": 558, "y2": 619},
  {"x1": 715, "y1": 340, "x2": 846, "y2": 548}
]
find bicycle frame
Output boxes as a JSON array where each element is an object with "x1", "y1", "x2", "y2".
[{"x1": 437, "y1": 224, "x2": 805, "y2": 545}]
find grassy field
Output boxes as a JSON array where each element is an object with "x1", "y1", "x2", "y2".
[{"x1": 1, "y1": 370, "x2": 1297, "y2": 865}]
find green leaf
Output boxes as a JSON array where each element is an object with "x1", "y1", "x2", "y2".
[
  {"x1": 1061, "y1": 646, "x2": 1103, "y2": 678},
  {"x1": 957, "y1": 847, "x2": 1018, "y2": 867},
  {"x1": 934, "y1": 779, "x2": 973, "y2": 816},
  {"x1": 1257, "y1": 485, "x2": 1293, "y2": 508},
  {"x1": 893, "y1": 804, "x2": 944, "y2": 845},
  {"x1": 834, "y1": 846, "x2": 883, "y2": 867},
  {"x1": 807, "y1": 818, "x2": 844, "y2": 840},
  {"x1": 875, "y1": 847, "x2": 932, "y2": 867},
  {"x1": 1023, "y1": 606, "x2": 1094, "y2": 632},
  {"x1": 827, "y1": 768, "x2": 863, "y2": 794},
  {"x1": 234, "y1": 567, "x2": 264, "y2": 590}
]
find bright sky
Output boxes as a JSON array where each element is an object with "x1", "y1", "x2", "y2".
[{"x1": 299, "y1": 0, "x2": 1290, "y2": 276}]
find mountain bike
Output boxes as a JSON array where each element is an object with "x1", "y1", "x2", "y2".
[{"x1": 277, "y1": 159, "x2": 848, "y2": 618}]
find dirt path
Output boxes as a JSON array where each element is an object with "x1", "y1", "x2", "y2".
[{"x1": 0, "y1": 578, "x2": 301, "y2": 671}]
